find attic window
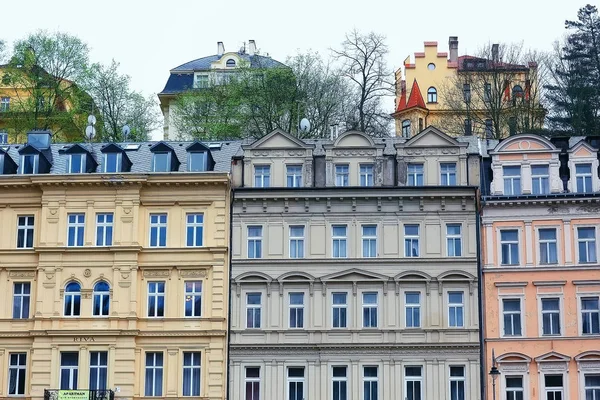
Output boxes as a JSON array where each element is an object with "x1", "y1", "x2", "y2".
[
  {"x1": 152, "y1": 152, "x2": 170, "y2": 172},
  {"x1": 0, "y1": 154, "x2": 3, "y2": 174},
  {"x1": 67, "y1": 153, "x2": 86, "y2": 173},
  {"x1": 104, "y1": 153, "x2": 122, "y2": 173},
  {"x1": 20, "y1": 154, "x2": 38, "y2": 174},
  {"x1": 189, "y1": 152, "x2": 207, "y2": 172},
  {"x1": 226, "y1": 59, "x2": 236, "y2": 67}
]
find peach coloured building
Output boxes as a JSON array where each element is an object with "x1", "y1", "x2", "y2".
[{"x1": 481, "y1": 134, "x2": 600, "y2": 400}]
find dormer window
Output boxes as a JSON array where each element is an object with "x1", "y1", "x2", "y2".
[
  {"x1": 575, "y1": 164, "x2": 593, "y2": 193},
  {"x1": 226, "y1": 59, "x2": 236, "y2": 67},
  {"x1": 531, "y1": 165, "x2": 549, "y2": 194},
  {"x1": 20, "y1": 154, "x2": 39, "y2": 174},
  {"x1": 0, "y1": 153, "x2": 4, "y2": 174},
  {"x1": 67, "y1": 154, "x2": 86, "y2": 173},
  {"x1": 104, "y1": 153, "x2": 122, "y2": 173},
  {"x1": 189, "y1": 152, "x2": 206, "y2": 172},
  {"x1": 152, "y1": 152, "x2": 170, "y2": 172},
  {"x1": 503, "y1": 166, "x2": 521, "y2": 195},
  {"x1": 194, "y1": 74, "x2": 209, "y2": 89}
]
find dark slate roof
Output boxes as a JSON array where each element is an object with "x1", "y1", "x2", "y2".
[{"x1": 160, "y1": 73, "x2": 194, "y2": 95}]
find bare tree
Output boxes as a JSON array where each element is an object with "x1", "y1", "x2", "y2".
[
  {"x1": 331, "y1": 29, "x2": 394, "y2": 136},
  {"x1": 0, "y1": 40, "x2": 7, "y2": 64}
]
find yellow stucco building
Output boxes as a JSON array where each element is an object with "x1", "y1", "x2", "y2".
[{"x1": 0, "y1": 131, "x2": 236, "y2": 400}]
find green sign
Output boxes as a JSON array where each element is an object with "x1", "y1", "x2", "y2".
[{"x1": 58, "y1": 390, "x2": 88, "y2": 400}]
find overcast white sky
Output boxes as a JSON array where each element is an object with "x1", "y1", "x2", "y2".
[{"x1": 2, "y1": 0, "x2": 580, "y2": 139}]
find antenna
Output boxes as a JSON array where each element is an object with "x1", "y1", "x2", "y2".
[
  {"x1": 299, "y1": 118, "x2": 311, "y2": 134},
  {"x1": 85, "y1": 114, "x2": 96, "y2": 143},
  {"x1": 122, "y1": 125, "x2": 131, "y2": 142}
]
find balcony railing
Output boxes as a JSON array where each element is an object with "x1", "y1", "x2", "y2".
[{"x1": 43, "y1": 390, "x2": 115, "y2": 400}]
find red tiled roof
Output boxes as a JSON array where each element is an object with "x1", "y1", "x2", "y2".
[
  {"x1": 396, "y1": 88, "x2": 407, "y2": 113},
  {"x1": 405, "y1": 79, "x2": 427, "y2": 110},
  {"x1": 424, "y1": 41, "x2": 438, "y2": 47}
]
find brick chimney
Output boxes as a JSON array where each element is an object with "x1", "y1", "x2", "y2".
[
  {"x1": 217, "y1": 41, "x2": 225, "y2": 56},
  {"x1": 248, "y1": 40, "x2": 256, "y2": 56},
  {"x1": 449, "y1": 36, "x2": 459, "y2": 63}
]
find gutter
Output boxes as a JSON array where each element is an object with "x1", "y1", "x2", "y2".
[
  {"x1": 476, "y1": 183, "x2": 486, "y2": 400},
  {"x1": 225, "y1": 184, "x2": 234, "y2": 400}
]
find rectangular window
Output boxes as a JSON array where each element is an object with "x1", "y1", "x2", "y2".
[
  {"x1": 254, "y1": 165, "x2": 270, "y2": 188},
  {"x1": 245, "y1": 367, "x2": 260, "y2": 400},
  {"x1": 246, "y1": 293, "x2": 261, "y2": 329},
  {"x1": 332, "y1": 293, "x2": 347, "y2": 328},
  {"x1": 67, "y1": 153, "x2": 85, "y2": 173},
  {"x1": 362, "y1": 292, "x2": 378, "y2": 328},
  {"x1": 103, "y1": 152, "x2": 122, "y2": 173},
  {"x1": 447, "y1": 224, "x2": 462, "y2": 257},
  {"x1": 67, "y1": 213, "x2": 85, "y2": 247},
  {"x1": 404, "y1": 225, "x2": 420, "y2": 257},
  {"x1": 149, "y1": 213, "x2": 167, "y2": 247},
  {"x1": 335, "y1": 165, "x2": 349, "y2": 187},
  {"x1": 360, "y1": 164, "x2": 374, "y2": 187},
  {"x1": 95, "y1": 213, "x2": 113, "y2": 246},
  {"x1": 20, "y1": 154, "x2": 38, "y2": 174},
  {"x1": 152, "y1": 152, "x2": 170, "y2": 172},
  {"x1": 407, "y1": 163, "x2": 424, "y2": 186},
  {"x1": 247, "y1": 226, "x2": 263, "y2": 259},
  {"x1": 503, "y1": 166, "x2": 521, "y2": 195},
  {"x1": 332, "y1": 225, "x2": 347, "y2": 258},
  {"x1": 542, "y1": 298, "x2": 561, "y2": 336},
  {"x1": 405, "y1": 366, "x2": 422, "y2": 400},
  {"x1": 186, "y1": 213, "x2": 204, "y2": 247},
  {"x1": 363, "y1": 366, "x2": 378, "y2": 400},
  {"x1": 449, "y1": 366, "x2": 465, "y2": 400},
  {"x1": 582, "y1": 297, "x2": 600, "y2": 335},
  {"x1": 485, "y1": 119, "x2": 493, "y2": 138},
  {"x1": 503, "y1": 298, "x2": 522, "y2": 336},
  {"x1": 17, "y1": 215, "x2": 34, "y2": 249},
  {"x1": 286, "y1": 165, "x2": 303, "y2": 188},
  {"x1": 0, "y1": 97, "x2": 10, "y2": 112},
  {"x1": 289, "y1": 226, "x2": 305, "y2": 259},
  {"x1": 194, "y1": 74, "x2": 209, "y2": 89},
  {"x1": 145, "y1": 352, "x2": 163, "y2": 397},
  {"x1": 484, "y1": 83, "x2": 492, "y2": 102},
  {"x1": 500, "y1": 229, "x2": 519, "y2": 265},
  {"x1": 544, "y1": 375, "x2": 563, "y2": 400},
  {"x1": 539, "y1": 228, "x2": 558, "y2": 264},
  {"x1": 289, "y1": 292, "x2": 304, "y2": 328},
  {"x1": 578, "y1": 227, "x2": 597, "y2": 263},
  {"x1": 440, "y1": 163, "x2": 457, "y2": 185},
  {"x1": 332, "y1": 366, "x2": 347, "y2": 400},
  {"x1": 13, "y1": 282, "x2": 31, "y2": 319},
  {"x1": 505, "y1": 376, "x2": 524, "y2": 400},
  {"x1": 182, "y1": 352, "x2": 201, "y2": 397},
  {"x1": 405, "y1": 292, "x2": 421, "y2": 328},
  {"x1": 463, "y1": 83, "x2": 471, "y2": 102},
  {"x1": 89, "y1": 351, "x2": 108, "y2": 390},
  {"x1": 188, "y1": 152, "x2": 206, "y2": 172},
  {"x1": 585, "y1": 375, "x2": 600, "y2": 400},
  {"x1": 287, "y1": 367, "x2": 304, "y2": 400},
  {"x1": 147, "y1": 281, "x2": 165, "y2": 317},
  {"x1": 184, "y1": 281, "x2": 202, "y2": 317},
  {"x1": 362, "y1": 225, "x2": 377, "y2": 258},
  {"x1": 8, "y1": 353, "x2": 26, "y2": 395},
  {"x1": 60, "y1": 352, "x2": 79, "y2": 390},
  {"x1": 532, "y1": 165, "x2": 550, "y2": 194},
  {"x1": 576, "y1": 164, "x2": 593, "y2": 193},
  {"x1": 448, "y1": 292, "x2": 464, "y2": 327},
  {"x1": 464, "y1": 119, "x2": 472, "y2": 136}
]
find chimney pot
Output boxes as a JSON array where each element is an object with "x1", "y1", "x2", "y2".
[
  {"x1": 217, "y1": 41, "x2": 225, "y2": 56},
  {"x1": 248, "y1": 40, "x2": 256, "y2": 56}
]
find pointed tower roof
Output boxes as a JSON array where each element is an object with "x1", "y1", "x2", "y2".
[
  {"x1": 396, "y1": 88, "x2": 407, "y2": 112},
  {"x1": 405, "y1": 79, "x2": 427, "y2": 110}
]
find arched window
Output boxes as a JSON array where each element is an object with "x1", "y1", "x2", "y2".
[
  {"x1": 64, "y1": 282, "x2": 81, "y2": 316},
  {"x1": 93, "y1": 281, "x2": 110, "y2": 317},
  {"x1": 427, "y1": 87, "x2": 437, "y2": 103},
  {"x1": 226, "y1": 59, "x2": 236, "y2": 67},
  {"x1": 401, "y1": 120, "x2": 411, "y2": 137},
  {"x1": 512, "y1": 85, "x2": 524, "y2": 105}
]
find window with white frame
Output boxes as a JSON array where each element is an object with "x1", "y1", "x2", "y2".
[
  {"x1": 184, "y1": 281, "x2": 202, "y2": 317},
  {"x1": 289, "y1": 226, "x2": 305, "y2": 258},
  {"x1": 500, "y1": 229, "x2": 519, "y2": 265},
  {"x1": 532, "y1": 165, "x2": 550, "y2": 194},
  {"x1": 67, "y1": 153, "x2": 86, "y2": 173},
  {"x1": 405, "y1": 292, "x2": 421, "y2": 328},
  {"x1": 576, "y1": 164, "x2": 593, "y2": 193},
  {"x1": 363, "y1": 366, "x2": 378, "y2": 400},
  {"x1": 17, "y1": 215, "x2": 34, "y2": 248},
  {"x1": 502, "y1": 298, "x2": 522, "y2": 336},
  {"x1": 402, "y1": 120, "x2": 411, "y2": 137},
  {"x1": 287, "y1": 367, "x2": 304, "y2": 400},
  {"x1": 254, "y1": 165, "x2": 271, "y2": 188},
  {"x1": 362, "y1": 225, "x2": 377, "y2": 257},
  {"x1": 405, "y1": 366, "x2": 422, "y2": 400},
  {"x1": 13, "y1": 282, "x2": 30, "y2": 319},
  {"x1": 447, "y1": 224, "x2": 462, "y2": 257},
  {"x1": 186, "y1": 213, "x2": 203, "y2": 247},
  {"x1": 89, "y1": 351, "x2": 108, "y2": 390},
  {"x1": 145, "y1": 352, "x2": 163, "y2": 397},
  {"x1": 582, "y1": 296, "x2": 600, "y2": 335},
  {"x1": 188, "y1": 152, "x2": 207, "y2": 172},
  {"x1": 245, "y1": 367, "x2": 260, "y2": 400},
  {"x1": 0, "y1": 97, "x2": 10, "y2": 112},
  {"x1": 149, "y1": 213, "x2": 167, "y2": 247},
  {"x1": 362, "y1": 292, "x2": 378, "y2": 328},
  {"x1": 332, "y1": 366, "x2": 347, "y2": 400},
  {"x1": 286, "y1": 165, "x2": 303, "y2": 188},
  {"x1": 247, "y1": 226, "x2": 263, "y2": 259},
  {"x1": 449, "y1": 366, "x2": 465, "y2": 400},
  {"x1": 152, "y1": 152, "x2": 170, "y2": 172},
  {"x1": 440, "y1": 163, "x2": 457, "y2": 185},
  {"x1": 246, "y1": 293, "x2": 261, "y2": 328},
  {"x1": 505, "y1": 376, "x2": 524, "y2": 400},
  {"x1": 64, "y1": 281, "x2": 81, "y2": 317},
  {"x1": 407, "y1": 163, "x2": 424, "y2": 186},
  {"x1": 539, "y1": 228, "x2": 558, "y2": 264},
  {"x1": 503, "y1": 166, "x2": 521, "y2": 195},
  {"x1": 92, "y1": 281, "x2": 110, "y2": 317},
  {"x1": 182, "y1": 352, "x2": 201, "y2": 396},
  {"x1": 332, "y1": 225, "x2": 347, "y2": 258},
  {"x1": 585, "y1": 375, "x2": 600, "y2": 400},
  {"x1": 289, "y1": 292, "x2": 304, "y2": 328},
  {"x1": 578, "y1": 227, "x2": 597, "y2": 263},
  {"x1": 8, "y1": 353, "x2": 26, "y2": 395},
  {"x1": 335, "y1": 165, "x2": 349, "y2": 186},
  {"x1": 95, "y1": 213, "x2": 113, "y2": 246},
  {"x1": 448, "y1": 292, "x2": 464, "y2": 327},
  {"x1": 360, "y1": 164, "x2": 374, "y2": 186},
  {"x1": 103, "y1": 152, "x2": 122, "y2": 173},
  {"x1": 404, "y1": 225, "x2": 420, "y2": 257},
  {"x1": 60, "y1": 352, "x2": 79, "y2": 390},
  {"x1": 543, "y1": 374, "x2": 563, "y2": 400},
  {"x1": 20, "y1": 154, "x2": 38, "y2": 174},
  {"x1": 67, "y1": 213, "x2": 85, "y2": 247},
  {"x1": 147, "y1": 281, "x2": 165, "y2": 317},
  {"x1": 541, "y1": 298, "x2": 561, "y2": 336},
  {"x1": 332, "y1": 292, "x2": 348, "y2": 328}
]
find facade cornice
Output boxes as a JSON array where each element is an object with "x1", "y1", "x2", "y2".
[
  {"x1": 233, "y1": 257, "x2": 477, "y2": 267},
  {"x1": 494, "y1": 282, "x2": 528, "y2": 288},
  {"x1": 482, "y1": 195, "x2": 600, "y2": 207},
  {"x1": 533, "y1": 281, "x2": 567, "y2": 286},
  {"x1": 485, "y1": 336, "x2": 600, "y2": 343},
  {"x1": 229, "y1": 343, "x2": 480, "y2": 353},
  {"x1": 233, "y1": 186, "x2": 478, "y2": 199},
  {"x1": 483, "y1": 265, "x2": 600, "y2": 273}
]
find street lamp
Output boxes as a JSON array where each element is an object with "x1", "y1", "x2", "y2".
[{"x1": 489, "y1": 349, "x2": 501, "y2": 400}]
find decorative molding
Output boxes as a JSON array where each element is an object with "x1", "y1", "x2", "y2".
[
  {"x1": 495, "y1": 282, "x2": 528, "y2": 288},
  {"x1": 143, "y1": 270, "x2": 171, "y2": 279},
  {"x1": 178, "y1": 269, "x2": 207, "y2": 279},
  {"x1": 8, "y1": 270, "x2": 36, "y2": 279},
  {"x1": 533, "y1": 281, "x2": 567, "y2": 286},
  {"x1": 83, "y1": 269, "x2": 92, "y2": 278},
  {"x1": 573, "y1": 280, "x2": 600, "y2": 286}
]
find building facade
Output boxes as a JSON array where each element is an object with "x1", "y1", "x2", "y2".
[
  {"x1": 229, "y1": 128, "x2": 482, "y2": 400},
  {"x1": 0, "y1": 131, "x2": 238, "y2": 400},
  {"x1": 481, "y1": 134, "x2": 600, "y2": 400}
]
